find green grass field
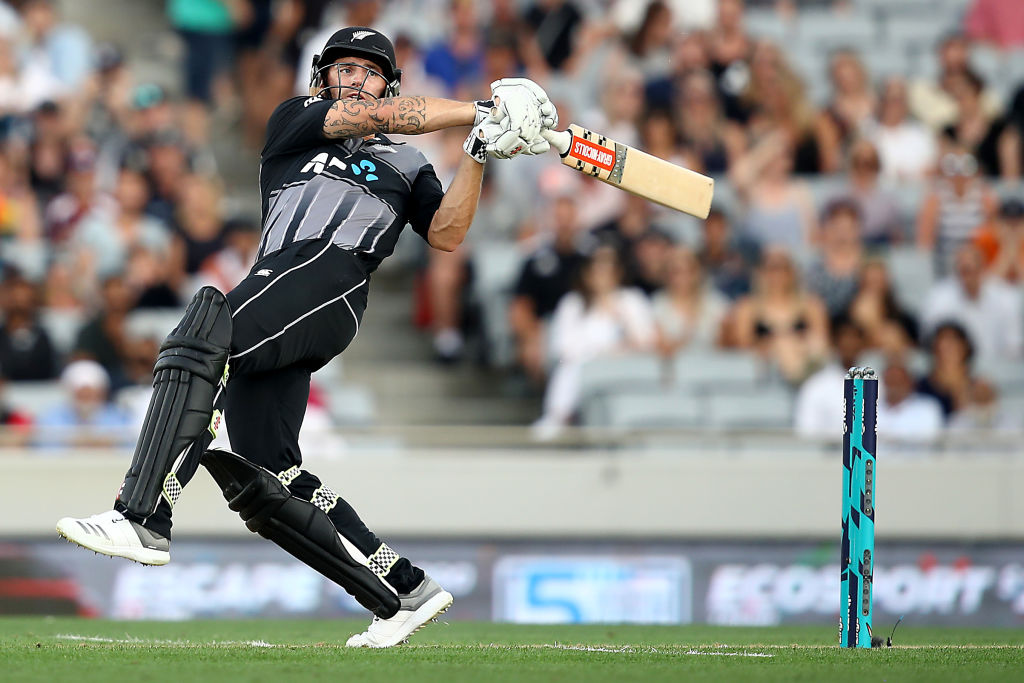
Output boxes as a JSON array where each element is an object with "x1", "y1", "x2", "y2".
[{"x1": 1, "y1": 618, "x2": 1022, "y2": 683}]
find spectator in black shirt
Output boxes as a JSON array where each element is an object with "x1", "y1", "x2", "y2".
[
  {"x1": 0, "y1": 269, "x2": 57, "y2": 380},
  {"x1": 510, "y1": 195, "x2": 584, "y2": 383},
  {"x1": 72, "y1": 273, "x2": 136, "y2": 388},
  {"x1": 523, "y1": 0, "x2": 583, "y2": 71},
  {"x1": 589, "y1": 194, "x2": 663, "y2": 291},
  {"x1": 698, "y1": 208, "x2": 752, "y2": 299},
  {"x1": 171, "y1": 173, "x2": 226, "y2": 278}
]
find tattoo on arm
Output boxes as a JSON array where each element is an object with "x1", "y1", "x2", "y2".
[{"x1": 323, "y1": 96, "x2": 429, "y2": 138}]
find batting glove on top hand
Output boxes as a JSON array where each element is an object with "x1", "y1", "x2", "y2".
[{"x1": 491, "y1": 78, "x2": 558, "y2": 130}]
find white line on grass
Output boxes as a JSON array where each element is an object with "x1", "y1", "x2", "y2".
[
  {"x1": 55, "y1": 634, "x2": 277, "y2": 648},
  {"x1": 540, "y1": 644, "x2": 773, "y2": 658}
]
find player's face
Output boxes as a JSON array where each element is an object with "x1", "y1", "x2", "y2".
[{"x1": 324, "y1": 56, "x2": 388, "y2": 101}]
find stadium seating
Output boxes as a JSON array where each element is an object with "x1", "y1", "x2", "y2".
[
  {"x1": 884, "y1": 246, "x2": 936, "y2": 315},
  {"x1": 706, "y1": 386, "x2": 795, "y2": 430},
  {"x1": 577, "y1": 354, "x2": 667, "y2": 407},
  {"x1": 673, "y1": 350, "x2": 764, "y2": 391},
  {"x1": 471, "y1": 243, "x2": 525, "y2": 367},
  {"x1": 583, "y1": 390, "x2": 702, "y2": 430},
  {"x1": 7, "y1": 382, "x2": 65, "y2": 419}
]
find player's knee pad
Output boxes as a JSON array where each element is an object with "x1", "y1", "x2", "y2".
[
  {"x1": 118, "y1": 287, "x2": 232, "y2": 519},
  {"x1": 200, "y1": 448, "x2": 402, "y2": 619}
]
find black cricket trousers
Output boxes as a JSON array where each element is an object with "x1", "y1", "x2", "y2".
[{"x1": 131, "y1": 237, "x2": 422, "y2": 593}]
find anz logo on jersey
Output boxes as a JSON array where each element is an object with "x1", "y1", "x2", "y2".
[{"x1": 301, "y1": 152, "x2": 379, "y2": 182}]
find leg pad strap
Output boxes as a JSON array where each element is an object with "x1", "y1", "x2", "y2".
[{"x1": 201, "y1": 448, "x2": 401, "y2": 618}]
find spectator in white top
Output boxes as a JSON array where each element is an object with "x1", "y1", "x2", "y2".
[
  {"x1": 921, "y1": 244, "x2": 1023, "y2": 361},
  {"x1": 867, "y1": 77, "x2": 937, "y2": 183},
  {"x1": 533, "y1": 246, "x2": 656, "y2": 439},
  {"x1": 653, "y1": 245, "x2": 729, "y2": 355},
  {"x1": 794, "y1": 315, "x2": 866, "y2": 440},
  {"x1": 18, "y1": 0, "x2": 92, "y2": 91},
  {"x1": 877, "y1": 362, "x2": 944, "y2": 445}
]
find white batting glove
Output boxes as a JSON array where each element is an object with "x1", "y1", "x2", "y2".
[
  {"x1": 464, "y1": 117, "x2": 544, "y2": 162},
  {"x1": 463, "y1": 120, "x2": 495, "y2": 164},
  {"x1": 472, "y1": 99, "x2": 496, "y2": 127},
  {"x1": 491, "y1": 78, "x2": 558, "y2": 130}
]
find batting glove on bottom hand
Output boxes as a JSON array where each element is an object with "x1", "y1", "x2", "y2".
[
  {"x1": 463, "y1": 121, "x2": 492, "y2": 164},
  {"x1": 464, "y1": 117, "x2": 539, "y2": 163}
]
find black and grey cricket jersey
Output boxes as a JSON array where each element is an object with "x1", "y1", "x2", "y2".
[{"x1": 256, "y1": 95, "x2": 444, "y2": 271}]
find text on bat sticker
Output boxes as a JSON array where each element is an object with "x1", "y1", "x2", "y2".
[{"x1": 569, "y1": 136, "x2": 615, "y2": 171}]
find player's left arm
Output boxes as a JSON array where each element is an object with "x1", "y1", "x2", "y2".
[
  {"x1": 425, "y1": 155, "x2": 483, "y2": 252},
  {"x1": 323, "y1": 96, "x2": 476, "y2": 139}
]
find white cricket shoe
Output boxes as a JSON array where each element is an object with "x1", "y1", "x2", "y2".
[
  {"x1": 56, "y1": 510, "x2": 170, "y2": 566},
  {"x1": 346, "y1": 574, "x2": 453, "y2": 648}
]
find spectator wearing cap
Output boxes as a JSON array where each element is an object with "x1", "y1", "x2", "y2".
[
  {"x1": 510, "y1": 195, "x2": 587, "y2": 383},
  {"x1": 0, "y1": 269, "x2": 57, "y2": 380},
  {"x1": 921, "y1": 243, "x2": 1022, "y2": 362},
  {"x1": 130, "y1": 83, "x2": 174, "y2": 138},
  {"x1": 33, "y1": 358, "x2": 131, "y2": 450},
  {"x1": 972, "y1": 198, "x2": 1024, "y2": 283},
  {"x1": 804, "y1": 200, "x2": 864, "y2": 317}
]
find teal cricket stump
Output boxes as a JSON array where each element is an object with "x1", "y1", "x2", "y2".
[{"x1": 841, "y1": 366, "x2": 877, "y2": 647}]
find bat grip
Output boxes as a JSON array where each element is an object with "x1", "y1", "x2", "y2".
[{"x1": 540, "y1": 129, "x2": 571, "y2": 156}]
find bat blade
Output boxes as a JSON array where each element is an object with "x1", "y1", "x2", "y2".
[{"x1": 542, "y1": 123, "x2": 714, "y2": 219}]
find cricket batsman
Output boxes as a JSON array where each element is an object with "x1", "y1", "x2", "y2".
[{"x1": 56, "y1": 26, "x2": 557, "y2": 647}]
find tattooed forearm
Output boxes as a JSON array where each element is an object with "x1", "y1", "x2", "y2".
[{"x1": 322, "y1": 96, "x2": 473, "y2": 139}]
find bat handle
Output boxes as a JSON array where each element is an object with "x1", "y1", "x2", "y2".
[{"x1": 540, "y1": 129, "x2": 571, "y2": 156}]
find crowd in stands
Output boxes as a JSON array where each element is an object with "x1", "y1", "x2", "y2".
[{"x1": 1, "y1": 0, "x2": 1024, "y2": 449}]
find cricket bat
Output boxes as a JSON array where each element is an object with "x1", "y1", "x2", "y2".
[{"x1": 541, "y1": 124, "x2": 714, "y2": 219}]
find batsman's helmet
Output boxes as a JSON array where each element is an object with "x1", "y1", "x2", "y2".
[{"x1": 309, "y1": 27, "x2": 402, "y2": 100}]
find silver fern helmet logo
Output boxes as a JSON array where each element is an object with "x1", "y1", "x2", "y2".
[{"x1": 351, "y1": 30, "x2": 375, "y2": 41}]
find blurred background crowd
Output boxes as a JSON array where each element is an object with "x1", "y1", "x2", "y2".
[{"x1": 1, "y1": 0, "x2": 1023, "y2": 451}]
